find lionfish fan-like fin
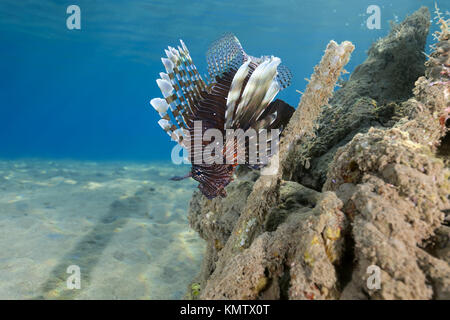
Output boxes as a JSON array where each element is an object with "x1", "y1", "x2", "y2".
[
  {"x1": 151, "y1": 39, "x2": 211, "y2": 146},
  {"x1": 206, "y1": 33, "x2": 246, "y2": 81},
  {"x1": 174, "y1": 41, "x2": 209, "y2": 101},
  {"x1": 255, "y1": 99, "x2": 295, "y2": 131},
  {"x1": 151, "y1": 79, "x2": 188, "y2": 146},
  {"x1": 232, "y1": 56, "x2": 282, "y2": 129},
  {"x1": 245, "y1": 54, "x2": 292, "y2": 91},
  {"x1": 276, "y1": 64, "x2": 292, "y2": 90},
  {"x1": 223, "y1": 99, "x2": 294, "y2": 168},
  {"x1": 253, "y1": 99, "x2": 294, "y2": 158},
  {"x1": 187, "y1": 69, "x2": 237, "y2": 164},
  {"x1": 153, "y1": 115, "x2": 186, "y2": 146},
  {"x1": 162, "y1": 40, "x2": 209, "y2": 128},
  {"x1": 224, "y1": 59, "x2": 252, "y2": 129}
]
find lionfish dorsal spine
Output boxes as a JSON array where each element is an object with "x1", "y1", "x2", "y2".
[
  {"x1": 232, "y1": 56, "x2": 281, "y2": 128},
  {"x1": 224, "y1": 58, "x2": 252, "y2": 129},
  {"x1": 206, "y1": 33, "x2": 246, "y2": 80}
]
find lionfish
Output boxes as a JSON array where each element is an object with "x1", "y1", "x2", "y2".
[{"x1": 150, "y1": 33, "x2": 294, "y2": 199}]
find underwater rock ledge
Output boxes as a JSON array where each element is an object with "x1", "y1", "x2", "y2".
[
  {"x1": 186, "y1": 6, "x2": 450, "y2": 300},
  {"x1": 292, "y1": 6, "x2": 432, "y2": 190}
]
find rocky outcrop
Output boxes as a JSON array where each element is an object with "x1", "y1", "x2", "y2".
[
  {"x1": 187, "y1": 167, "x2": 259, "y2": 288},
  {"x1": 324, "y1": 128, "x2": 449, "y2": 299},
  {"x1": 201, "y1": 188, "x2": 346, "y2": 299},
  {"x1": 321, "y1": 9, "x2": 450, "y2": 298},
  {"x1": 289, "y1": 6, "x2": 432, "y2": 190},
  {"x1": 186, "y1": 7, "x2": 450, "y2": 300}
]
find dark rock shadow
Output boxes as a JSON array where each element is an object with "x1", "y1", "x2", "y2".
[{"x1": 34, "y1": 194, "x2": 147, "y2": 299}]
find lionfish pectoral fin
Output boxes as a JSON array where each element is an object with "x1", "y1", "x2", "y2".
[
  {"x1": 151, "y1": 39, "x2": 210, "y2": 148},
  {"x1": 256, "y1": 99, "x2": 295, "y2": 130},
  {"x1": 169, "y1": 171, "x2": 192, "y2": 181}
]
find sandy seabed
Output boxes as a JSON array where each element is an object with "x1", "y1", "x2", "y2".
[{"x1": 0, "y1": 159, "x2": 205, "y2": 299}]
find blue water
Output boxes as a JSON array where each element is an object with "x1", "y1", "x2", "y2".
[{"x1": 0, "y1": 0, "x2": 444, "y2": 162}]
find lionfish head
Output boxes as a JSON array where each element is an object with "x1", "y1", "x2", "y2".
[{"x1": 149, "y1": 33, "x2": 294, "y2": 199}]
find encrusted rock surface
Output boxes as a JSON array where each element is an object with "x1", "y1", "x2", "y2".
[
  {"x1": 324, "y1": 129, "x2": 448, "y2": 299},
  {"x1": 290, "y1": 7, "x2": 431, "y2": 190},
  {"x1": 186, "y1": 7, "x2": 449, "y2": 300},
  {"x1": 188, "y1": 177, "x2": 349, "y2": 300}
]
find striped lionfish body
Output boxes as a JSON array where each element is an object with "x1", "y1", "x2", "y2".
[{"x1": 150, "y1": 33, "x2": 294, "y2": 199}]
